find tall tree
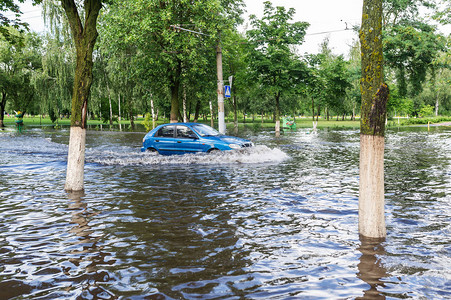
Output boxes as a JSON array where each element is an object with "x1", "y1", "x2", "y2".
[
  {"x1": 384, "y1": 21, "x2": 446, "y2": 98},
  {"x1": 100, "y1": 0, "x2": 226, "y2": 124},
  {"x1": 359, "y1": 0, "x2": 388, "y2": 238},
  {"x1": 315, "y1": 40, "x2": 352, "y2": 120},
  {"x1": 247, "y1": 1, "x2": 308, "y2": 136},
  {"x1": 61, "y1": 0, "x2": 102, "y2": 192},
  {"x1": 0, "y1": 28, "x2": 42, "y2": 126},
  {"x1": 34, "y1": 34, "x2": 75, "y2": 123}
]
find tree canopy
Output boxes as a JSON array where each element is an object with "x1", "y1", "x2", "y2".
[{"x1": 0, "y1": 0, "x2": 449, "y2": 129}]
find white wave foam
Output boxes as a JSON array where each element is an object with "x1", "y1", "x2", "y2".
[{"x1": 88, "y1": 145, "x2": 290, "y2": 166}]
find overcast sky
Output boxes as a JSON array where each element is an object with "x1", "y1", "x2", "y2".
[
  {"x1": 241, "y1": 0, "x2": 364, "y2": 56},
  {"x1": 242, "y1": 0, "x2": 451, "y2": 56}
]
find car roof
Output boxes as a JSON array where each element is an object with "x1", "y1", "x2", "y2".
[{"x1": 158, "y1": 122, "x2": 205, "y2": 127}]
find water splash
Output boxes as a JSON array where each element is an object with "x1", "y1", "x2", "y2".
[{"x1": 87, "y1": 145, "x2": 290, "y2": 166}]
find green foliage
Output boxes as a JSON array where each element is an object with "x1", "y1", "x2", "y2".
[
  {"x1": 383, "y1": 0, "x2": 436, "y2": 26},
  {"x1": 99, "y1": 0, "x2": 240, "y2": 122},
  {"x1": 143, "y1": 112, "x2": 152, "y2": 132},
  {"x1": 3, "y1": 0, "x2": 449, "y2": 129},
  {"x1": 0, "y1": 27, "x2": 42, "y2": 120},
  {"x1": 304, "y1": 40, "x2": 353, "y2": 119},
  {"x1": 402, "y1": 116, "x2": 451, "y2": 125},
  {"x1": 246, "y1": 1, "x2": 309, "y2": 121},
  {"x1": 384, "y1": 21, "x2": 446, "y2": 97},
  {"x1": 432, "y1": 0, "x2": 450, "y2": 25},
  {"x1": 418, "y1": 104, "x2": 434, "y2": 117}
]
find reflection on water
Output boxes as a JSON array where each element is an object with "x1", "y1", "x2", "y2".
[
  {"x1": 0, "y1": 126, "x2": 450, "y2": 299},
  {"x1": 357, "y1": 237, "x2": 388, "y2": 300},
  {"x1": 66, "y1": 191, "x2": 116, "y2": 299}
]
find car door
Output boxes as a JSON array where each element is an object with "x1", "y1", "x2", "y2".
[
  {"x1": 153, "y1": 125, "x2": 177, "y2": 154},
  {"x1": 175, "y1": 125, "x2": 203, "y2": 153}
]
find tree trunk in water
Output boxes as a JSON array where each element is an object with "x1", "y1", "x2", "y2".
[
  {"x1": 435, "y1": 94, "x2": 439, "y2": 116},
  {"x1": 432, "y1": 69, "x2": 439, "y2": 116},
  {"x1": 275, "y1": 92, "x2": 281, "y2": 137},
  {"x1": 359, "y1": 0, "x2": 388, "y2": 238},
  {"x1": 150, "y1": 92, "x2": 156, "y2": 129},
  {"x1": 0, "y1": 92, "x2": 6, "y2": 127},
  {"x1": 183, "y1": 84, "x2": 188, "y2": 122},
  {"x1": 118, "y1": 94, "x2": 122, "y2": 131},
  {"x1": 359, "y1": 135, "x2": 386, "y2": 238},
  {"x1": 209, "y1": 100, "x2": 214, "y2": 127},
  {"x1": 65, "y1": 127, "x2": 86, "y2": 191},
  {"x1": 312, "y1": 97, "x2": 315, "y2": 121},
  {"x1": 108, "y1": 92, "x2": 113, "y2": 126},
  {"x1": 63, "y1": 0, "x2": 102, "y2": 192}
]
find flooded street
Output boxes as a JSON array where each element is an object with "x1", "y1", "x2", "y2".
[{"x1": 0, "y1": 125, "x2": 450, "y2": 299}]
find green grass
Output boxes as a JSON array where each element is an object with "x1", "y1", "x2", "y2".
[{"x1": 3, "y1": 115, "x2": 450, "y2": 131}]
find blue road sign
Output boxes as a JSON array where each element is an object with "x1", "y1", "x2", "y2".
[{"x1": 224, "y1": 85, "x2": 231, "y2": 98}]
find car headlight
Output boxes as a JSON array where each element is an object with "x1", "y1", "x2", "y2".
[{"x1": 229, "y1": 143, "x2": 242, "y2": 150}]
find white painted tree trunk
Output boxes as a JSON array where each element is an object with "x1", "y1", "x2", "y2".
[
  {"x1": 183, "y1": 86, "x2": 188, "y2": 123},
  {"x1": 275, "y1": 120, "x2": 280, "y2": 137},
  {"x1": 359, "y1": 134, "x2": 386, "y2": 238},
  {"x1": 435, "y1": 94, "x2": 439, "y2": 117},
  {"x1": 150, "y1": 93, "x2": 156, "y2": 129},
  {"x1": 65, "y1": 126, "x2": 86, "y2": 192},
  {"x1": 108, "y1": 92, "x2": 113, "y2": 126},
  {"x1": 118, "y1": 94, "x2": 122, "y2": 131},
  {"x1": 209, "y1": 100, "x2": 214, "y2": 128}
]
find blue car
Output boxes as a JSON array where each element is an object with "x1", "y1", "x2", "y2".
[{"x1": 141, "y1": 123, "x2": 253, "y2": 155}]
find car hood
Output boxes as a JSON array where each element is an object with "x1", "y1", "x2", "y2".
[{"x1": 205, "y1": 135, "x2": 250, "y2": 145}]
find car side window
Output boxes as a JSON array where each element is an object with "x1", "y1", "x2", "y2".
[
  {"x1": 156, "y1": 125, "x2": 175, "y2": 138},
  {"x1": 176, "y1": 126, "x2": 197, "y2": 139}
]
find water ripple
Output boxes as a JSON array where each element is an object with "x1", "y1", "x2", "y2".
[{"x1": 0, "y1": 127, "x2": 450, "y2": 299}]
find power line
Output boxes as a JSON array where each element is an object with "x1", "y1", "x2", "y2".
[{"x1": 306, "y1": 28, "x2": 353, "y2": 36}]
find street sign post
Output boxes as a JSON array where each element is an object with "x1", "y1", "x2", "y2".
[{"x1": 224, "y1": 85, "x2": 231, "y2": 98}]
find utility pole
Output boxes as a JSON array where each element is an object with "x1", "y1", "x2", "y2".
[
  {"x1": 216, "y1": 42, "x2": 226, "y2": 134},
  {"x1": 171, "y1": 25, "x2": 226, "y2": 133}
]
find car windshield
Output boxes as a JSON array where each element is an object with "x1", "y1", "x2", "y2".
[{"x1": 191, "y1": 124, "x2": 220, "y2": 137}]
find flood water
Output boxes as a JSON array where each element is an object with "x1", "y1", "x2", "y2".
[{"x1": 0, "y1": 125, "x2": 450, "y2": 299}]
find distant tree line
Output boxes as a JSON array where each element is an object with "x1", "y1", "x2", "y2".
[{"x1": 0, "y1": 0, "x2": 449, "y2": 129}]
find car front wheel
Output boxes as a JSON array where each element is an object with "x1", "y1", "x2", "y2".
[
  {"x1": 208, "y1": 148, "x2": 219, "y2": 153},
  {"x1": 147, "y1": 148, "x2": 158, "y2": 154}
]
